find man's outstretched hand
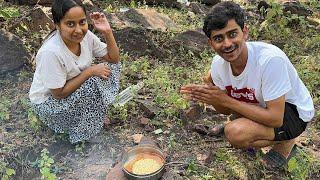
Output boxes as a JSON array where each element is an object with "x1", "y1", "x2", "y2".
[{"x1": 180, "y1": 84, "x2": 229, "y2": 106}]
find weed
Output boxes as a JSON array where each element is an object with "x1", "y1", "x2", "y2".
[
  {"x1": 20, "y1": 98, "x2": 42, "y2": 131},
  {"x1": 75, "y1": 141, "x2": 86, "y2": 155},
  {"x1": 0, "y1": 161, "x2": 15, "y2": 180},
  {"x1": 0, "y1": 98, "x2": 11, "y2": 121},
  {"x1": 168, "y1": 133, "x2": 176, "y2": 149},
  {"x1": 287, "y1": 148, "x2": 320, "y2": 179},
  {"x1": 0, "y1": 6, "x2": 20, "y2": 20},
  {"x1": 32, "y1": 148, "x2": 56, "y2": 180}
]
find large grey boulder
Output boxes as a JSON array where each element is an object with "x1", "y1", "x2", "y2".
[{"x1": 0, "y1": 29, "x2": 29, "y2": 75}]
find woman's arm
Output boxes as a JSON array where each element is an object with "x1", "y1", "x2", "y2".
[
  {"x1": 101, "y1": 31, "x2": 119, "y2": 63},
  {"x1": 90, "y1": 12, "x2": 120, "y2": 63},
  {"x1": 50, "y1": 64, "x2": 110, "y2": 99}
]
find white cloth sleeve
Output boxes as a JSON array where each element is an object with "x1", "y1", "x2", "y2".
[
  {"x1": 211, "y1": 58, "x2": 226, "y2": 90},
  {"x1": 261, "y1": 57, "x2": 292, "y2": 101},
  {"x1": 89, "y1": 31, "x2": 108, "y2": 58},
  {"x1": 38, "y1": 51, "x2": 67, "y2": 89}
]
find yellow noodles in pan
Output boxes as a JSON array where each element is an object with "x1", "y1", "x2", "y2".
[{"x1": 132, "y1": 158, "x2": 162, "y2": 175}]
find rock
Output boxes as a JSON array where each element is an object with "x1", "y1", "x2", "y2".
[
  {"x1": 105, "y1": 163, "x2": 126, "y2": 180},
  {"x1": 131, "y1": 134, "x2": 144, "y2": 144},
  {"x1": 113, "y1": 27, "x2": 165, "y2": 58},
  {"x1": 283, "y1": 1, "x2": 312, "y2": 17},
  {"x1": 162, "y1": 169, "x2": 183, "y2": 180},
  {"x1": 258, "y1": 1, "x2": 313, "y2": 17},
  {"x1": 6, "y1": 0, "x2": 94, "y2": 6},
  {"x1": 185, "y1": 105, "x2": 202, "y2": 120},
  {"x1": 114, "y1": 8, "x2": 177, "y2": 31},
  {"x1": 316, "y1": 25, "x2": 320, "y2": 32},
  {"x1": 144, "y1": 125, "x2": 155, "y2": 132},
  {"x1": 204, "y1": 151, "x2": 214, "y2": 164},
  {"x1": 201, "y1": 0, "x2": 221, "y2": 6},
  {"x1": 24, "y1": 7, "x2": 55, "y2": 32},
  {"x1": 136, "y1": 99, "x2": 160, "y2": 118},
  {"x1": 5, "y1": 0, "x2": 52, "y2": 6},
  {"x1": 139, "y1": 136, "x2": 159, "y2": 147},
  {"x1": 139, "y1": 116, "x2": 150, "y2": 125},
  {"x1": 189, "y1": 2, "x2": 210, "y2": 15},
  {"x1": 0, "y1": 29, "x2": 29, "y2": 75},
  {"x1": 166, "y1": 29, "x2": 210, "y2": 58},
  {"x1": 137, "y1": 0, "x2": 182, "y2": 8}
]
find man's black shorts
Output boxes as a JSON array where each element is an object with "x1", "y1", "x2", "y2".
[{"x1": 274, "y1": 102, "x2": 308, "y2": 141}]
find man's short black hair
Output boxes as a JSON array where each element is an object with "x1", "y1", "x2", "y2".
[{"x1": 203, "y1": 1, "x2": 245, "y2": 38}]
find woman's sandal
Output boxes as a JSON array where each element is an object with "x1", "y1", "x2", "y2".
[
  {"x1": 194, "y1": 123, "x2": 225, "y2": 136},
  {"x1": 261, "y1": 144, "x2": 298, "y2": 170}
]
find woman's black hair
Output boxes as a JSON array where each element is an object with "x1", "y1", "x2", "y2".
[
  {"x1": 203, "y1": 1, "x2": 245, "y2": 38},
  {"x1": 43, "y1": 0, "x2": 86, "y2": 41},
  {"x1": 52, "y1": 0, "x2": 86, "y2": 24}
]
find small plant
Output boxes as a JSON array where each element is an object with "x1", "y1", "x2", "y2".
[
  {"x1": 0, "y1": 7, "x2": 20, "y2": 20},
  {"x1": 0, "y1": 98, "x2": 11, "y2": 121},
  {"x1": 20, "y1": 98, "x2": 42, "y2": 131},
  {"x1": 0, "y1": 161, "x2": 15, "y2": 180},
  {"x1": 186, "y1": 160, "x2": 198, "y2": 175},
  {"x1": 287, "y1": 148, "x2": 320, "y2": 179},
  {"x1": 32, "y1": 148, "x2": 56, "y2": 180},
  {"x1": 75, "y1": 141, "x2": 86, "y2": 155}
]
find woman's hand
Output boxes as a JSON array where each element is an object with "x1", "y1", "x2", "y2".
[
  {"x1": 90, "y1": 12, "x2": 112, "y2": 34},
  {"x1": 87, "y1": 63, "x2": 111, "y2": 79}
]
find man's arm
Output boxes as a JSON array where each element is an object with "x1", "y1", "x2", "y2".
[
  {"x1": 182, "y1": 84, "x2": 285, "y2": 127},
  {"x1": 225, "y1": 95, "x2": 285, "y2": 127}
]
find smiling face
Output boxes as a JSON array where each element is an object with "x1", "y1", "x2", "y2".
[
  {"x1": 208, "y1": 19, "x2": 249, "y2": 64},
  {"x1": 56, "y1": 6, "x2": 88, "y2": 47}
]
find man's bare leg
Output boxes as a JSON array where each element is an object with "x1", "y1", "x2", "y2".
[
  {"x1": 270, "y1": 138, "x2": 296, "y2": 158},
  {"x1": 225, "y1": 118, "x2": 297, "y2": 158}
]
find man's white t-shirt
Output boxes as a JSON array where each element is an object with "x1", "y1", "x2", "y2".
[
  {"x1": 29, "y1": 30, "x2": 107, "y2": 104},
  {"x1": 211, "y1": 42, "x2": 314, "y2": 122}
]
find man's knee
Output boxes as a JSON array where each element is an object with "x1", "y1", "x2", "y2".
[{"x1": 224, "y1": 122, "x2": 249, "y2": 148}]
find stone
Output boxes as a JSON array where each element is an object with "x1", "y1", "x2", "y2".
[
  {"x1": 136, "y1": 99, "x2": 160, "y2": 118},
  {"x1": 139, "y1": 116, "x2": 150, "y2": 125},
  {"x1": 6, "y1": 0, "x2": 52, "y2": 6},
  {"x1": 115, "y1": 8, "x2": 177, "y2": 31},
  {"x1": 189, "y1": 2, "x2": 210, "y2": 15},
  {"x1": 24, "y1": 7, "x2": 55, "y2": 32},
  {"x1": 283, "y1": 1, "x2": 312, "y2": 17},
  {"x1": 201, "y1": 0, "x2": 221, "y2": 6},
  {"x1": 6, "y1": 0, "x2": 94, "y2": 6},
  {"x1": 137, "y1": 0, "x2": 181, "y2": 8},
  {"x1": 139, "y1": 136, "x2": 159, "y2": 147},
  {"x1": 162, "y1": 169, "x2": 183, "y2": 180},
  {"x1": 258, "y1": 1, "x2": 313, "y2": 18},
  {"x1": 166, "y1": 29, "x2": 210, "y2": 57},
  {"x1": 316, "y1": 25, "x2": 320, "y2": 32},
  {"x1": 105, "y1": 163, "x2": 126, "y2": 180},
  {"x1": 0, "y1": 29, "x2": 29, "y2": 75},
  {"x1": 113, "y1": 27, "x2": 166, "y2": 58}
]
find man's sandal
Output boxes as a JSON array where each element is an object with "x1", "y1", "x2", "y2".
[
  {"x1": 194, "y1": 123, "x2": 225, "y2": 136},
  {"x1": 261, "y1": 144, "x2": 298, "y2": 170},
  {"x1": 208, "y1": 123, "x2": 225, "y2": 136}
]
